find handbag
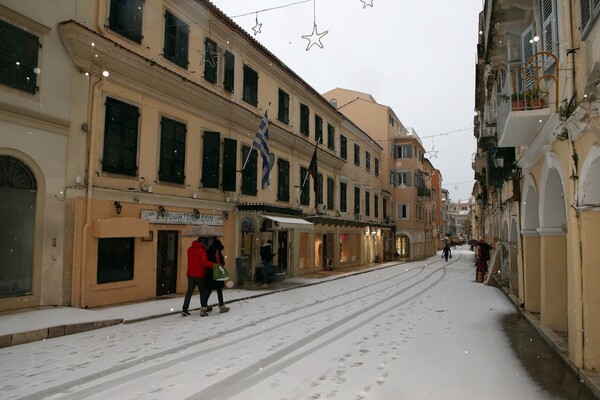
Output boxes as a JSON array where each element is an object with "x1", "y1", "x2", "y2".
[{"x1": 212, "y1": 263, "x2": 230, "y2": 281}]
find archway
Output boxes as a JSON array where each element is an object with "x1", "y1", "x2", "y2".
[
  {"x1": 0, "y1": 155, "x2": 37, "y2": 298},
  {"x1": 396, "y1": 233, "x2": 411, "y2": 259},
  {"x1": 521, "y1": 175, "x2": 541, "y2": 312}
]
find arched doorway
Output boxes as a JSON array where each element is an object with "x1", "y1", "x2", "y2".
[
  {"x1": 522, "y1": 176, "x2": 541, "y2": 313},
  {"x1": 0, "y1": 156, "x2": 37, "y2": 298},
  {"x1": 396, "y1": 234, "x2": 410, "y2": 259}
]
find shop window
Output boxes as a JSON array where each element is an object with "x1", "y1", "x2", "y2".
[{"x1": 97, "y1": 237, "x2": 134, "y2": 284}]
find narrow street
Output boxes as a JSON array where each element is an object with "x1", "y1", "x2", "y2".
[{"x1": 0, "y1": 249, "x2": 595, "y2": 399}]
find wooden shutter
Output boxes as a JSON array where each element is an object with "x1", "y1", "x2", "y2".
[
  {"x1": 202, "y1": 131, "x2": 220, "y2": 188},
  {"x1": 103, "y1": 98, "x2": 139, "y2": 176},
  {"x1": 354, "y1": 186, "x2": 360, "y2": 215},
  {"x1": 315, "y1": 115, "x2": 323, "y2": 143},
  {"x1": 340, "y1": 182, "x2": 347, "y2": 212},
  {"x1": 521, "y1": 25, "x2": 536, "y2": 89},
  {"x1": 365, "y1": 192, "x2": 370, "y2": 216},
  {"x1": 300, "y1": 167, "x2": 309, "y2": 205},
  {"x1": 222, "y1": 138, "x2": 237, "y2": 192},
  {"x1": 327, "y1": 177, "x2": 334, "y2": 210},
  {"x1": 340, "y1": 135, "x2": 347, "y2": 159},
  {"x1": 204, "y1": 38, "x2": 218, "y2": 83},
  {"x1": 223, "y1": 51, "x2": 235, "y2": 92},
  {"x1": 243, "y1": 65, "x2": 258, "y2": 106},
  {"x1": 316, "y1": 173, "x2": 323, "y2": 204},
  {"x1": 159, "y1": 117, "x2": 186, "y2": 184},
  {"x1": 300, "y1": 104, "x2": 309, "y2": 135},
  {"x1": 241, "y1": 145, "x2": 257, "y2": 196},
  {"x1": 374, "y1": 194, "x2": 379, "y2": 218},
  {"x1": 278, "y1": 89, "x2": 289, "y2": 124},
  {"x1": 277, "y1": 159, "x2": 290, "y2": 201},
  {"x1": 327, "y1": 124, "x2": 335, "y2": 150},
  {"x1": 108, "y1": 0, "x2": 143, "y2": 43},
  {"x1": 541, "y1": 0, "x2": 556, "y2": 69}
]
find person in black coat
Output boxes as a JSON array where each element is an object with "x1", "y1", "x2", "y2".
[{"x1": 206, "y1": 238, "x2": 229, "y2": 313}]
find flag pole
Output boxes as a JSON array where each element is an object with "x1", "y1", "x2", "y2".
[
  {"x1": 237, "y1": 103, "x2": 271, "y2": 191},
  {"x1": 298, "y1": 135, "x2": 320, "y2": 198}
]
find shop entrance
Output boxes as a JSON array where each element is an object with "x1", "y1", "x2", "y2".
[
  {"x1": 277, "y1": 231, "x2": 288, "y2": 273},
  {"x1": 156, "y1": 230, "x2": 178, "y2": 296}
]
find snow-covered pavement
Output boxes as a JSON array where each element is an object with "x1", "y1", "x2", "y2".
[{"x1": 0, "y1": 250, "x2": 595, "y2": 399}]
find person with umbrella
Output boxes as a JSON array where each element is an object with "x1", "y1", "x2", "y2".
[
  {"x1": 206, "y1": 238, "x2": 229, "y2": 314},
  {"x1": 181, "y1": 229, "x2": 228, "y2": 317}
]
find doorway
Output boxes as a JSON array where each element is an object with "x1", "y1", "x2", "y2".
[
  {"x1": 277, "y1": 231, "x2": 288, "y2": 273},
  {"x1": 156, "y1": 230, "x2": 178, "y2": 296}
]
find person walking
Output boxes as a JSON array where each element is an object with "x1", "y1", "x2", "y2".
[
  {"x1": 442, "y1": 246, "x2": 451, "y2": 262},
  {"x1": 181, "y1": 236, "x2": 222, "y2": 317},
  {"x1": 475, "y1": 237, "x2": 493, "y2": 283},
  {"x1": 206, "y1": 238, "x2": 230, "y2": 314},
  {"x1": 260, "y1": 240, "x2": 274, "y2": 287}
]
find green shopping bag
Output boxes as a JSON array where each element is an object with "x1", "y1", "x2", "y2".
[{"x1": 212, "y1": 263, "x2": 230, "y2": 281}]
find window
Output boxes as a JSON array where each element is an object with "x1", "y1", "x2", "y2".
[
  {"x1": 354, "y1": 143, "x2": 360, "y2": 166},
  {"x1": 397, "y1": 202, "x2": 409, "y2": 220},
  {"x1": 389, "y1": 115, "x2": 395, "y2": 126},
  {"x1": 159, "y1": 116, "x2": 186, "y2": 184},
  {"x1": 278, "y1": 89, "x2": 290, "y2": 124},
  {"x1": 365, "y1": 191, "x2": 370, "y2": 216},
  {"x1": 300, "y1": 103, "x2": 310, "y2": 135},
  {"x1": 316, "y1": 173, "x2": 323, "y2": 205},
  {"x1": 340, "y1": 135, "x2": 347, "y2": 159},
  {"x1": 315, "y1": 115, "x2": 323, "y2": 143},
  {"x1": 109, "y1": 0, "x2": 143, "y2": 43},
  {"x1": 374, "y1": 194, "x2": 379, "y2": 218},
  {"x1": 222, "y1": 138, "x2": 237, "y2": 191},
  {"x1": 354, "y1": 186, "x2": 361, "y2": 215},
  {"x1": 203, "y1": 38, "x2": 218, "y2": 83},
  {"x1": 223, "y1": 51, "x2": 235, "y2": 92},
  {"x1": 540, "y1": 0, "x2": 557, "y2": 69},
  {"x1": 374, "y1": 158, "x2": 380, "y2": 177},
  {"x1": 327, "y1": 176, "x2": 334, "y2": 211},
  {"x1": 241, "y1": 145, "x2": 257, "y2": 195},
  {"x1": 327, "y1": 124, "x2": 335, "y2": 150},
  {"x1": 0, "y1": 20, "x2": 39, "y2": 94},
  {"x1": 163, "y1": 11, "x2": 188, "y2": 68},
  {"x1": 243, "y1": 64, "x2": 258, "y2": 106},
  {"x1": 394, "y1": 144, "x2": 412, "y2": 159},
  {"x1": 97, "y1": 237, "x2": 134, "y2": 284},
  {"x1": 340, "y1": 181, "x2": 347, "y2": 212},
  {"x1": 201, "y1": 131, "x2": 220, "y2": 188},
  {"x1": 277, "y1": 159, "x2": 290, "y2": 201},
  {"x1": 102, "y1": 97, "x2": 139, "y2": 176},
  {"x1": 581, "y1": 0, "x2": 600, "y2": 38},
  {"x1": 365, "y1": 151, "x2": 371, "y2": 172},
  {"x1": 393, "y1": 171, "x2": 412, "y2": 187},
  {"x1": 300, "y1": 167, "x2": 310, "y2": 205}
]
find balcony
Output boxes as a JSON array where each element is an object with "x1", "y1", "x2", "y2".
[{"x1": 496, "y1": 63, "x2": 551, "y2": 147}]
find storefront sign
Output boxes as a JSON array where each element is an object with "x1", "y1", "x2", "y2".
[{"x1": 141, "y1": 210, "x2": 224, "y2": 226}]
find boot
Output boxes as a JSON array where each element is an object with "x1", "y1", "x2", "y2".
[
  {"x1": 200, "y1": 307, "x2": 209, "y2": 317},
  {"x1": 206, "y1": 306, "x2": 213, "y2": 312},
  {"x1": 219, "y1": 305, "x2": 230, "y2": 313}
]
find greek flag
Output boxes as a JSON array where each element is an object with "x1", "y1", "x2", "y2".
[{"x1": 252, "y1": 111, "x2": 271, "y2": 190}]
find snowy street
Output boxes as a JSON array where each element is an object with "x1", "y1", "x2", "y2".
[{"x1": 0, "y1": 250, "x2": 593, "y2": 399}]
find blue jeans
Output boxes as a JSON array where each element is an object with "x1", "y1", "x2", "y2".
[{"x1": 263, "y1": 261, "x2": 272, "y2": 284}]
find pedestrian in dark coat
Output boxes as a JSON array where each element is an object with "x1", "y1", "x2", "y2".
[
  {"x1": 475, "y1": 237, "x2": 493, "y2": 282},
  {"x1": 207, "y1": 238, "x2": 229, "y2": 313},
  {"x1": 260, "y1": 240, "x2": 274, "y2": 287},
  {"x1": 182, "y1": 236, "x2": 217, "y2": 317}
]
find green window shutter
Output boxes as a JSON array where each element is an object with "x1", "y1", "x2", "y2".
[
  {"x1": 204, "y1": 38, "x2": 218, "y2": 83},
  {"x1": 315, "y1": 115, "x2": 323, "y2": 143},
  {"x1": 278, "y1": 89, "x2": 290, "y2": 124},
  {"x1": 383, "y1": 198, "x2": 387, "y2": 219},
  {"x1": 0, "y1": 20, "x2": 39, "y2": 94},
  {"x1": 243, "y1": 65, "x2": 258, "y2": 106},
  {"x1": 340, "y1": 182, "x2": 347, "y2": 212},
  {"x1": 365, "y1": 191, "x2": 370, "y2": 216},
  {"x1": 242, "y1": 145, "x2": 257, "y2": 196},
  {"x1": 327, "y1": 176, "x2": 334, "y2": 210},
  {"x1": 316, "y1": 173, "x2": 323, "y2": 204},
  {"x1": 108, "y1": 0, "x2": 144, "y2": 43},
  {"x1": 300, "y1": 167, "x2": 310, "y2": 205},
  {"x1": 374, "y1": 194, "x2": 379, "y2": 218},
  {"x1": 277, "y1": 159, "x2": 290, "y2": 201},
  {"x1": 103, "y1": 97, "x2": 139, "y2": 176},
  {"x1": 300, "y1": 104, "x2": 310, "y2": 135},
  {"x1": 159, "y1": 116, "x2": 186, "y2": 184},
  {"x1": 375, "y1": 158, "x2": 380, "y2": 177},
  {"x1": 354, "y1": 143, "x2": 360, "y2": 165},
  {"x1": 340, "y1": 135, "x2": 347, "y2": 159},
  {"x1": 201, "y1": 131, "x2": 220, "y2": 188},
  {"x1": 223, "y1": 51, "x2": 235, "y2": 92},
  {"x1": 366, "y1": 151, "x2": 371, "y2": 171},
  {"x1": 164, "y1": 11, "x2": 188, "y2": 68},
  {"x1": 327, "y1": 124, "x2": 335, "y2": 150},
  {"x1": 354, "y1": 186, "x2": 360, "y2": 215},
  {"x1": 222, "y1": 138, "x2": 237, "y2": 192}
]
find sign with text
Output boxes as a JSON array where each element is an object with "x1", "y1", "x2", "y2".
[{"x1": 141, "y1": 210, "x2": 224, "y2": 226}]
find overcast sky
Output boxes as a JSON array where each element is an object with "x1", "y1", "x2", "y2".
[{"x1": 209, "y1": 0, "x2": 482, "y2": 202}]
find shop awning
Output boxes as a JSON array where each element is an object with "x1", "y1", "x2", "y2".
[
  {"x1": 93, "y1": 217, "x2": 150, "y2": 238},
  {"x1": 262, "y1": 215, "x2": 314, "y2": 230}
]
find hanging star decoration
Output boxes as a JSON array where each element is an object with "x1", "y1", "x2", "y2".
[
  {"x1": 252, "y1": 13, "x2": 262, "y2": 36},
  {"x1": 425, "y1": 139, "x2": 439, "y2": 158},
  {"x1": 197, "y1": 45, "x2": 221, "y2": 68},
  {"x1": 360, "y1": 0, "x2": 374, "y2": 8},
  {"x1": 302, "y1": 23, "x2": 328, "y2": 51}
]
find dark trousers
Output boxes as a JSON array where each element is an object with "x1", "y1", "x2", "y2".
[
  {"x1": 205, "y1": 268, "x2": 225, "y2": 306},
  {"x1": 182, "y1": 276, "x2": 212, "y2": 311},
  {"x1": 262, "y1": 261, "x2": 272, "y2": 284}
]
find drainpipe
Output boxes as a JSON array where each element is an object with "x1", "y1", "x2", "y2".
[
  {"x1": 564, "y1": 0, "x2": 584, "y2": 368},
  {"x1": 80, "y1": 76, "x2": 105, "y2": 308}
]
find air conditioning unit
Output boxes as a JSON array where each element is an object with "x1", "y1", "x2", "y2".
[
  {"x1": 316, "y1": 203, "x2": 327, "y2": 214},
  {"x1": 354, "y1": 214, "x2": 362, "y2": 221}
]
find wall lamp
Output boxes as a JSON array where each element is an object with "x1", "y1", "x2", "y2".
[
  {"x1": 158, "y1": 205, "x2": 166, "y2": 218},
  {"x1": 114, "y1": 201, "x2": 122, "y2": 215}
]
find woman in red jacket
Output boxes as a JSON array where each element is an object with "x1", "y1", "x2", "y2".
[{"x1": 181, "y1": 236, "x2": 228, "y2": 317}]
